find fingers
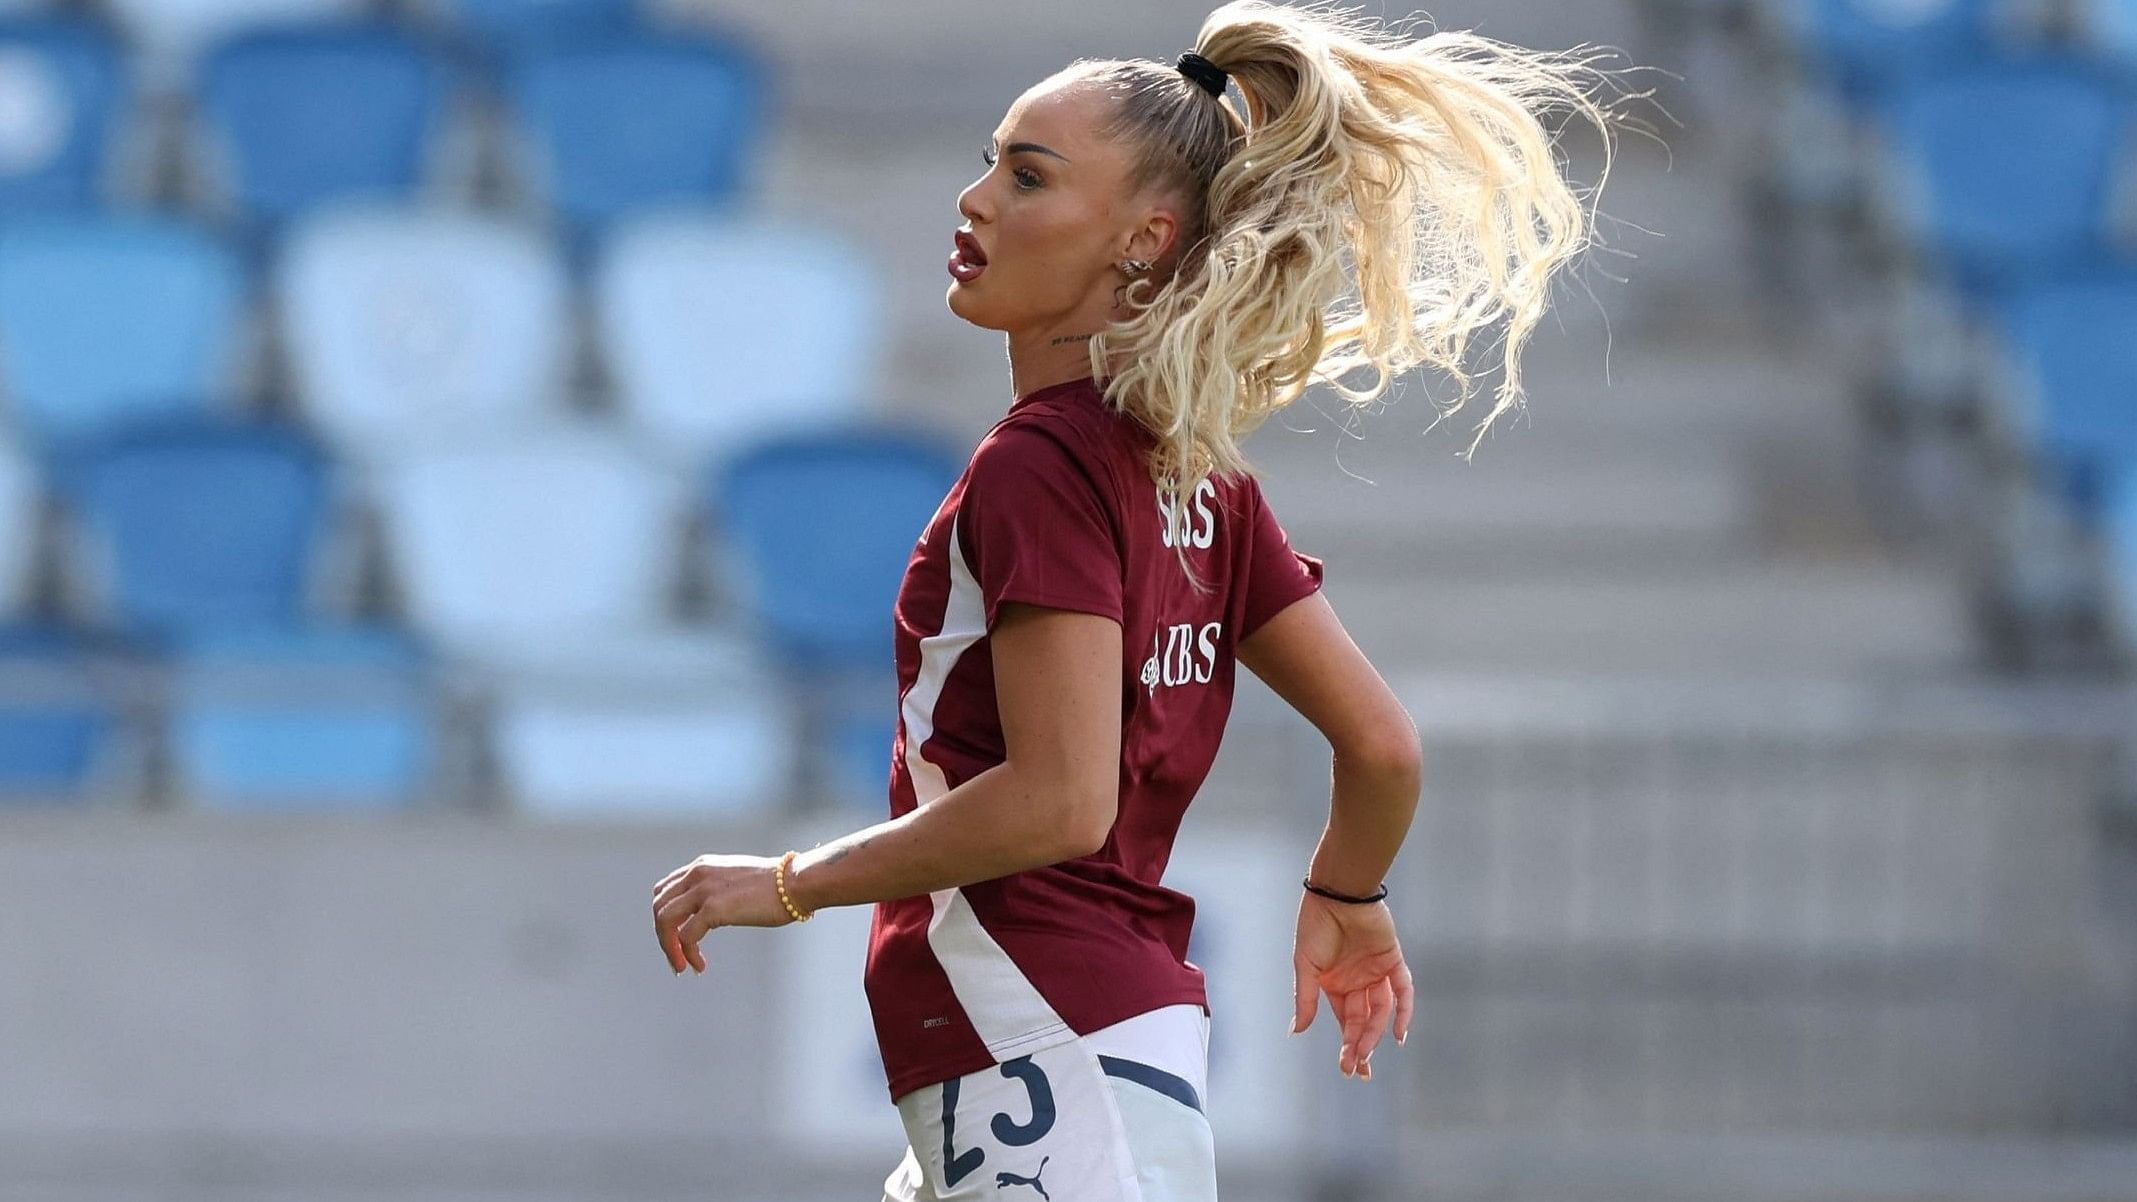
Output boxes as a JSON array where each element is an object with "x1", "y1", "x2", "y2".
[
  {"x1": 1394, "y1": 957, "x2": 1415, "y2": 1047},
  {"x1": 654, "y1": 890, "x2": 714, "y2": 975},
  {"x1": 1337, "y1": 985, "x2": 1372, "y2": 1077},
  {"x1": 1351, "y1": 978, "x2": 1395, "y2": 1067},
  {"x1": 1291, "y1": 950, "x2": 1318, "y2": 1035}
]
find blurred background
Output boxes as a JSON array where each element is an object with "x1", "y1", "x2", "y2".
[{"x1": 0, "y1": 0, "x2": 2133, "y2": 1199}]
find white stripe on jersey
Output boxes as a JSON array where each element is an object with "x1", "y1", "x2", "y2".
[{"x1": 905, "y1": 515, "x2": 1074, "y2": 1060}]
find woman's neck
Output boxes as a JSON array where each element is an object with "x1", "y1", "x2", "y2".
[{"x1": 1007, "y1": 328, "x2": 1102, "y2": 401}]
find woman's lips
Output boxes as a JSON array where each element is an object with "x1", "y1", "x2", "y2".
[{"x1": 949, "y1": 231, "x2": 987, "y2": 282}]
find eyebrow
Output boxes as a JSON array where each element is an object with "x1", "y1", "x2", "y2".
[{"x1": 997, "y1": 140, "x2": 1072, "y2": 163}]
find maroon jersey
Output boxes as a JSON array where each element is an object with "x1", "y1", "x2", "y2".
[{"x1": 863, "y1": 374, "x2": 1325, "y2": 1102}]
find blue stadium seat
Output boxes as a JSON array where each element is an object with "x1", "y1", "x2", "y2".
[
  {"x1": 2086, "y1": 0, "x2": 2137, "y2": 66},
  {"x1": 377, "y1": 423, "x2": 793, "y2": 815},
  {"x1": 170, "y1": 625, "x2": 439, "y2": 810},
  {"x1": 277, "y1": 206, "x2": 572, "y2": 458},
  {"x1": 55, "y1": 416, "x2": 334, "y2": 640},
  {"x1": 596, "y1": 215, "x2": 883, "y2": 454},
  {"x1": 0, "y1": 623, "x2": 125, "y2": 803},
  {"x1": 103, "y1": 0, "x2": 366, "y2": 93},
  {"x1": 1781, "y1": 0, "x2": 2005, "y2": 107},
  {"x1": 2107, "y1": 468, "x2": 2137, "y2": 643},
  {"x1": 197, "y1": 26, "x2": 453, "y2": 234},
  {"x1": 0, "y1": 434, "x2": 35, "y2": 617},
  {"x1": 0, "y1": 19, "x2": 130, "y2": 213},
  {"x1": 504, "y1": 30, "x2": 767, "y2": 234},
  {"x1": 710, "y1": 428, "x2": 961, "y2": 672},
  {"x1": 1883, "y1": 57, "x2": 2131, "y2": 292},
  {"x1": 425, "y1": 0, "x2": 637, "y2": 53},
  {"x1": 1998, "y1": 273, "x2": 2137, "y2": 518},
  {"x1": 0, "y1": 216, "x2": 245, "y2": 448}
]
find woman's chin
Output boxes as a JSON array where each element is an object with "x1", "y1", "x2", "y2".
[{"x1": 945, "y1": 286, "x2": 1006, "y2": 330}]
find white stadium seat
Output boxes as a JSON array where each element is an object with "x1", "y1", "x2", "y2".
[
  {"x1": 375, "y1": 421, "x2": 792, "y2": 815},
  {"x1": 595, "y1": 213, "x2": 885, "y2": 461},
  {"x1": 278, "y1": 205, "x2": 573, "y2": 460}
]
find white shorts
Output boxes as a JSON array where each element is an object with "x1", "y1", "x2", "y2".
[{"x1": 879, "y1": 1003, "x2": 1217, "y2": 1202}]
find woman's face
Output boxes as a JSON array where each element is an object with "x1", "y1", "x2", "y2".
[{"x1": 947, "y1": 76, "x2": 1176, "y2": 338}]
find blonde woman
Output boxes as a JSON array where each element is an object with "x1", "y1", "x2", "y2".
[{"x1": 653, "y1": 2, "x2": 1614, "y2": 1197}]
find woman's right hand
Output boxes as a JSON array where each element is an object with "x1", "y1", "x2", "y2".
[{"x1": 1291, "y1": 891, "x2": 1414, "y2": 1081}]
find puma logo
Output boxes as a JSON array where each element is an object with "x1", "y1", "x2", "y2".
[{"x1": 995, "y1": 1155, "x2": 1050, "y2": 1199}]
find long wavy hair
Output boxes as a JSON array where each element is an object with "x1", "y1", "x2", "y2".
[{"x1": 1075, "y1": 0, "x2": 1628, "y2": 584}]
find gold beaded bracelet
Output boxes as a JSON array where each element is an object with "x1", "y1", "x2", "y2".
[{"x1": 776, "y1": 849, "x2": 813, "y2": 923}]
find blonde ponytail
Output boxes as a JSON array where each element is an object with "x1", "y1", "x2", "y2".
[{"x1": 1075, "y1": 1, "x2": 1629, "y2": 583}]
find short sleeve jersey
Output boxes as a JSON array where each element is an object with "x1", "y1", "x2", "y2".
[{"x1": 863, "y1": 374, "x2": 1325, "y2": 1103}]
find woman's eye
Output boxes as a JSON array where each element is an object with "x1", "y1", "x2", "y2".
[
  {"x1": 981, "y1": 143, "x2": 997, "y2": 167},
  {"x1": 1013, "y1": 168, "x2": 1041, "y2": 190}
]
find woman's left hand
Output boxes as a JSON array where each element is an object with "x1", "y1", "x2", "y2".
[{"x1": 652, "y1": 853, "x2": 798, "y2": 973}]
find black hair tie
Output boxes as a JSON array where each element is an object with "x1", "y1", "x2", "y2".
[{"x1": 1175, "y1": 51, "x2": 1229, "y2": 98}]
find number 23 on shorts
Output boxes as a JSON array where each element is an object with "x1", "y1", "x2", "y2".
[{"x1": 940, "y1": 1056, "x2": 1056, "y2": 1189}]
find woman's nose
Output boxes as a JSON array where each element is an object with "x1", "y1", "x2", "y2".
[{"x1": 956, "y1": 176, "x2": 987, "y2": 224}]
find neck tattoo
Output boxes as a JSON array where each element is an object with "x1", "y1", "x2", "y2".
[{"x1": 1048, "y1": 333, "x2": 1095, "y2": 347}]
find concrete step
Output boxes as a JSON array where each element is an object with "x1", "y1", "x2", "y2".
[{"x1": 1316, "y1": 559, "x2": 1977, "y2": 674}]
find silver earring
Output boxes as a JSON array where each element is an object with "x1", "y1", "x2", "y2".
[{"x1": 1119, "y1": 258, "x2": 1151, "y2": 277}]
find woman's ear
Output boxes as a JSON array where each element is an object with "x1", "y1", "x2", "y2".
[{"x1": 1124, "y1": 205, "x2": 1182, "y2": 268}]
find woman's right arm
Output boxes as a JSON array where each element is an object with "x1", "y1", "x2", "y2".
[
  {"x1": 1237, "y1": 591, "x2": 1423, "y2": 898},
  {"x1": 1238, "y1": 590, "x2": 1420, "y2": 1080}
]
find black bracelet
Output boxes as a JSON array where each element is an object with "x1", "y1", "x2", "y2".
[{"x1": 1302, "y1": 875, "x2": 1388, "y2": 905}]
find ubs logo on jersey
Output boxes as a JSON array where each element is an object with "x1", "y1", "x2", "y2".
[
  {"x1": 1142, "y1": 621, "x2": 1222, "y2": 695},
  {"x1": 1157, "y1": 479, "x2": 1219, "y2": 550}
]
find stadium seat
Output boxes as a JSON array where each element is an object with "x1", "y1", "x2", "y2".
[
  {"x1": 101, "y1": 0, "x2": 366, "y2": 93},
  {"x1": 0, "y1": 19, "x2": 130, "y2": 213},
  {"x1": 54, "y1": 415, "x2": 335, "y2": 641},
  {"x1": 277, "y1": 205, "x2": 572, "y2": 459},
  {"x1": 503, "y1": 30, "x2": 768, "y2": 235},
  {"x1": 1997, "y1": 273, "x2": 2137, "y2": 518},
  {"x1": 419, "y1": 0, "x2": 638, "y2": 56},
  {"x1": 0, "y1": 622, "x2": 126, "y2": 803},
  {"x1": 0, "y1": 216, "x2": 245, "y2": 448},
  {"x1": 596, "y1": 215, "x2": 884, "y2": 457},
  {"x1": 1882, "y1": 57, "x2": 2131, "y2": 292},
  {"x1": 377, "y1": 423, "x2": 688, "y2": 658},
  {"x1": 169, "y1": 625, "x2": 440, "y2": 810},
  {"x1": 1780, "y1": 0, "x2": 2006, "y2": 107},
  {"x1": 2085, "y1": 0, "x2": 2137, "y2": 64},
  {"x1": 0, "y1": 434, "x2": 35, "y2": 618},
  {"x1": 2105, "y1": 468, "x2": 2137, "y2": 643},
  {"x1": 376, "y1": 423, "x2": 792, "y2": 816},
  {"x1": 709, "y1": 427, "x2": 960, "y2": 672},
  {"x1": 196, "y1": 26, "x2": 453, "y2": 234}
]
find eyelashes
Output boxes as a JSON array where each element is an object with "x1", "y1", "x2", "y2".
[{"x1": 981, "y1": 142, "x2": 1041, "y2": 190}]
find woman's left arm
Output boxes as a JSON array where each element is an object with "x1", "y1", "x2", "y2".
[{"x1": 652, "y1": 602, "x2": 1122, "y2": 974}]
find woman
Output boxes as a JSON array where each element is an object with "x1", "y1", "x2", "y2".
[{"x1": 652, "y1": 2, "x2": 1612, "y2": 1197}]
